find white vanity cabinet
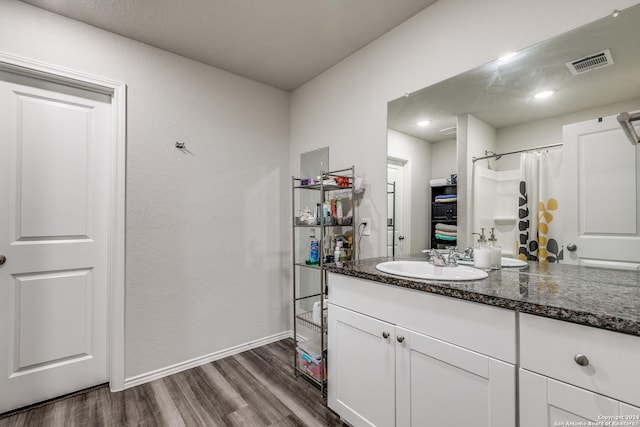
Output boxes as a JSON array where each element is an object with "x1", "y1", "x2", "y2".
[
  {"x1": 519, "y1": 314, "x2": 640, "y2": 426},
  {"x1": 327, "y1": 273, "x2": 517, "y2": 427}
]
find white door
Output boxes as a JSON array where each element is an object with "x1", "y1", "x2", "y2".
[
  {"x1": 562, "y1": 114, "x2": 640, "y2": 268},
  {"x1": 0, "y1": 72, "x2": 110, "y2": 412},
  {"x1": 395, "y1": 327, "x2": 515, "y2": 427},
  {"x1": 387, "y1": 159, "x2": 408, "y2": 257},
  {"x1": 328, "y1": 304, "x2": 395, "y2": 427},
  {"x1": 520, "y1": 369, "x2": 640, "y2": 427}
]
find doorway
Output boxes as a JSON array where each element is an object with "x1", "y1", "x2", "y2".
[
  {"x1": 0, "y1": 54, "x2": 126, "y2": 413},
  {"x1": 387, "y1": 157, "x2": 410, "y2": 258}
]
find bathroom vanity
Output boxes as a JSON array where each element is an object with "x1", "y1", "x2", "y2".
[{"x1": 325, "y1": 257, "x2": 640, "y2": 427}]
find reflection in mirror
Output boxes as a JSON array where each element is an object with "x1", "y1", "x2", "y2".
[
  {"x1": 387, "y1": 4, "x2": 640, "y2": 268},
  {"x1": 299, "y1": 147, "x2": 329, "y2": 312}
]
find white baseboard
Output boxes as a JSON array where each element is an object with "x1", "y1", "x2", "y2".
[{"x1": 124, "y1": 331, "x2": 292, "y2": 389}]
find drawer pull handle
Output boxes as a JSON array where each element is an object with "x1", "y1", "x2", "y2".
[
  {"x1": 382, "y1": 331, "x2": 390, "y2": 339},
  {"x1": 574, "y1": 354, "x2": 589, "y2": 367},
  {"x1": 397, "y1": 335, "x2": 405, "y2": 343}
]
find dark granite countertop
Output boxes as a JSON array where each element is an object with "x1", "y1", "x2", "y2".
[{"x1": 324, "y1": 256, "x2": 640, "y2": 337}]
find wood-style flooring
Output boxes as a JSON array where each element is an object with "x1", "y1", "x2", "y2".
[{"x1": 0, "y1": 339, "x2": 347, "y2": 427}]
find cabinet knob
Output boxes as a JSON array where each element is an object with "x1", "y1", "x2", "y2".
[
  {"x1": 397, "y1": 335, "x2": 405, "y2": 343},
  {"x1": 0, "y1": 254, "x2": 5, "y2": 266},
  {"x1": 566, "y1": 243, "x2": 577, "y2": 252},
  {"x1": 382, "y1": 331, "x2": 390, "y2": 339},
  {"x1": 574, "y1": 354, "x2": 589, "y2": 366}
]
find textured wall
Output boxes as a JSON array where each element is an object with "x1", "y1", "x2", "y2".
[{"x1": 0, "y1": 0, "x2": 290, "y2": 378}]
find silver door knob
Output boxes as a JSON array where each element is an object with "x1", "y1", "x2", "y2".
[
  {"x1": 382, "y1": 331, "x2": 390, "y2": 339},
  {"x1": 566, "y1": 243, "x2": 577, "y2": 252},
  {"x1": 574, "y1": 354, "x2": 589, "y2": 366},
  {"x1": 0, "y1": 255, "x2": 5, "y2": 266},
  {"x1": 397, "y1": 335, "x2": 405, "y2": 343}
]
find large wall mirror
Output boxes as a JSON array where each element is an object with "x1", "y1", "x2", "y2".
[{"x1": 387, "y1": 4, "x2": 640, "y2": 269}]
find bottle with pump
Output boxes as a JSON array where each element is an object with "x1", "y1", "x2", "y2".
[
  {"x1": 473, "y1": 228, "x2": 492, "y2": 270},
  {"x1": 308, "y1": 229, "x2": 319, "y2": 265},
  {"x1": 334, "y1": 240, "x2": 343, "y2": 266},
  {"x1": 488, "y1": 227, "x2": 502, "y2": 270}
]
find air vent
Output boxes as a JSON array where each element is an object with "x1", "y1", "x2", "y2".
[{"x1": 566, "y1": 49, "x2": 614, "y2": 75}]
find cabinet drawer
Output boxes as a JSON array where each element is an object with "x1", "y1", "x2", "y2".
[{"x1": 520, "y1": 313, "x2": 640, "y2": 407}]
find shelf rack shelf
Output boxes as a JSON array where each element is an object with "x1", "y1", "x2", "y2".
[{"x1": 291, "y1": 166, "x2": 355, "y2": 397}]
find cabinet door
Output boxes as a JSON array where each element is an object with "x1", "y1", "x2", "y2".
[
  {"x1": 328, "y1": 304, "x2": 395, "y2": 427},
  {"x1": 520, "y1": 369, "x2": 640, "y2": 427},
  {"x1": 396, "y1": 327, "x2": 515, "y2": 427}
]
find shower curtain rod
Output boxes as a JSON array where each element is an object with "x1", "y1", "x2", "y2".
[{"x1": 472, "y1": 143, "x2": 563, "y2": 163}]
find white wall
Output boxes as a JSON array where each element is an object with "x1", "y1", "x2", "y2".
[
  {"x1": 291, "y1": 0, "x2": 640, "y2": 259},
  {"x1": 431, "y1": 139, "x2": 457, "y2": 181},
  {"x1": 387, "y1": 129, "x2": 431, "y2": 254},
  {"x1": 0, "y1": 0, "x2": 290, "y2": 379}
]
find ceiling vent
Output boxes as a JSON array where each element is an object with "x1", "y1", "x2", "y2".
[{"x1": 566, "y1": 49, "x2": 614, "y2": 75}]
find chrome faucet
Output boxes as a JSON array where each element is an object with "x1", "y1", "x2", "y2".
[
  {"x1": 446, "y1": 247, "x2": 458, "y2": 266},
  {"x1": 429, "y1": 249, "x2": 447, "y2": 267}
]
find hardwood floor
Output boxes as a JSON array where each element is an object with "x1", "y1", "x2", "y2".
[{"x1": 0, "y1": 339, "x2": 347, "y2": 427}]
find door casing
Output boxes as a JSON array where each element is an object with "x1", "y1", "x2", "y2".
[{"x1": 0, "y1": 52, "x2": 127, "y2": 392}]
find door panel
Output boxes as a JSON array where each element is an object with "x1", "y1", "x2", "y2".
[
  {"x1": 520, "y1": 369, "x2": 640, "y2": 427},
  {"x1": 563, "y1": 115, "x2": 640, "y2": 266},
  {"x1": 328, "y1": 304, "x2": 395, "y2": 427},
  {"x1": 15, "y1": 93, "x2": 92, "y2": 240},
  {"x1": 0, "y1": 74, "x2": 110, "y2": 413},
  {"x1": 12, "y1": 269, "x2": 93, "y2": 372},
  {"x1": 396, "y1": 328, "x2": 515, "y2": 427}
]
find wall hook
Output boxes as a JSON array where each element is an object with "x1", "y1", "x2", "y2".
[{"x1": 175, "y1": 141, "x2": 186, "y2": 149}]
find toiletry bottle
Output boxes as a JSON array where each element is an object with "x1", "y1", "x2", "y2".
[
  {"x1": 315, "y1": 203, "x2": 321, "y2": 225},
  {"x1": 336, "y1": 199, "x2": 343, "y2": 220},
  {"x1": 334, "y1": 240, "x2": 343, "y2": 266},
  {"x1": 473, "y1": 228, "x2": 492, "y2": 270},
  {"x1": 308, "y1": 229, "x2": 319, "y2": 265},
  {"x1": 323, "y1": 201, "x2": 330, "y2": 224},
  {"x1": 488, "y1": 228, "x2": 502, "y2": 270}
]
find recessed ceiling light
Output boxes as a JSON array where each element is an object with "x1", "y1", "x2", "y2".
[
  {"x1": 416, "y1": 120, "x2": 431, "y2": 127},
  {"x1": 534, "y1": 90, "x2": 555, "y2": 99}
]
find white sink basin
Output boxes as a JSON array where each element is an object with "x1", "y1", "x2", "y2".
[
  {"x1": 376, "y1": 260, "x2": 488, "y2": 281},
  {"x1": 457, "y1": 257, "x2": 527, "y2": 268}
]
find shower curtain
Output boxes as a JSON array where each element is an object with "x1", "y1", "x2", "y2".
[{"x1": 517, "y1": 150, "x2": 563, "y2": 263}]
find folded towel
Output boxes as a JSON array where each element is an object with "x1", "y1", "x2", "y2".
[
  {"x1": 430, "y1": 178, "x2": 448, "y2": 187},
  {"x1": 434, "y1": 230, "x2": 457, "y2": 237},
  {"x1": 435, "y1": 194, "x2": 457, "y2": 200},
  {"x1": 435, "y1": 197, "x2": 457, "y2": 203},
  {"x1": 435, "y1": 223, "x2": 457, "y2": 232},
  {"x1": 435, "y1": 233, "x2": 457, "y2": 241}
]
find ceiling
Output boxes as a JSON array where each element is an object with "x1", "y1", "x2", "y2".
[
  {"x1": 387, "y1": 5, "x2": 640, "y2": 143},
  {"x1": 21, "y1": 0, "x2": 438, "y2": 92}
]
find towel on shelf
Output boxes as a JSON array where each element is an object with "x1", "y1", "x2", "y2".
[
  {"x1": 434, "y1": 230, "x2": 457, "y2": 237},
  {"x1": 435, "y1": 223, "x2": 457, "y2": 232},
  {"x1": 435, "y1": 197, "x2": 457, "y2": 203},
  {"x1": 430, "y1": 178, "x2": 448, "y2": 187},
  {"x1": 435, "y1": 194, "x2": 457, "y2": 200},
  {"x1": 435, "y1": 233, "x2": 457, "y2": 241}
]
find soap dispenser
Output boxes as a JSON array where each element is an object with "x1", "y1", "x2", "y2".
[
  {"x1": 473, "y1": 228, "x2": 491, "y2": 270},
  {"x1": 488, "y1": 228, "x2": 502, "y2": 270}
]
